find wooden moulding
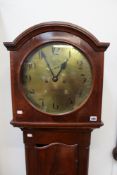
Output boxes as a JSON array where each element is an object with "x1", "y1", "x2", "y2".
[
  {"x1": 11, "y1": 120, "x2": 103, "y2": 129},
  {"x1": 3, "y1": 21, "x2": 110, "y2": 51}
]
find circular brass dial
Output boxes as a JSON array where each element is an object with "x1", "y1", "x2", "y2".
[{"x1": 21, "y1": 42, "x2": 93, "y2": 115}]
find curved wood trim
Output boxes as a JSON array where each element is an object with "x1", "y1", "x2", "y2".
[
  {"x1": 36, "y1": 142, "x2": 77, "y2": 148},
  {"x1": 4, "y1": 21, "x2": 110, "y2": 51}
]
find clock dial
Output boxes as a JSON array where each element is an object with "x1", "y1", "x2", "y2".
[{"x1": 21, "y1": 42, "x2": 93, "y2": 114}]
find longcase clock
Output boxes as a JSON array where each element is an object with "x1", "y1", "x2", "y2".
[{"x1": 4, "y1": 22, "x2": 109, "y2": 175}]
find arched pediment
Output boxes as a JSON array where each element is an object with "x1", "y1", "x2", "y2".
[{"x1": 4, "y1": 21, "x2": 109, "y2": 51}]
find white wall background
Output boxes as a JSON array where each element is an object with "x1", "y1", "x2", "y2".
[{"x1": 0, "y1": 0, "x2": 117, "y2": 175}]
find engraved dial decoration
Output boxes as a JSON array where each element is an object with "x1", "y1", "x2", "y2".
[{"x1": 21, "y1": 42, "x2": 93, "y2": 115}]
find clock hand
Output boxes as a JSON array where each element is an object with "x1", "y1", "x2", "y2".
[
  {"x1": 52, "y1": 59, "x2": 69, "y2": 82},
  {"x1": 40, "y1": 51, "x2": 55, "y2": 77},
  {"x1": 56, "y1": 59, "x2": 68, "y2": 78}
]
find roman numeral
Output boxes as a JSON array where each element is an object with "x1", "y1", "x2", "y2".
[
  {"x1": 28, "y1": 89, "x2": 35, "y2": 94},
  {"x1": 69, "y1": 50, "x2": 71, "y2": 58},
  {"x1": 53, "y1": 103, "x2": 59, "y2": 109},
  {"x1": 77, "y1": 60, "x2": 83, "y2": 69},
  {"x1": 39, "y1": 99, "x2": 44, "y2": 107},
  {"x1": 81, "y1": 74, "x2": 87, "y2": 83},
  {"x1": 52, "y1": 47, "x2": 60, "y2": 55},
  {"x1": 24, "y1": 75, "x2": 31, "y2": 82},
  {"x1": 39, "y1": 50, "x2": 46, "y2": 59},
  {"x1": 66, "y1": 97, "x2": 74, "y2": 105}
]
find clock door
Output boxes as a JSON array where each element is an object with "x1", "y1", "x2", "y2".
[
  {"x1": 23, "y1": 128, "x2": 91, "y2": 175},
  {"x1": 35, "y1": 143, "x2": 78, "y2": 175}
]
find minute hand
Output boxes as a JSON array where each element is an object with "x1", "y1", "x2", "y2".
[{"x1": 41, "y1": 51, "x2": 55, "y2": 77}]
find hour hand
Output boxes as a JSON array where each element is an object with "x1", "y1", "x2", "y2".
[
  {"x1": 61, "y1": 60, "x2": 68, "y2": 69},
  {"x1": 56, "y1": 59, "x2": 68, "y2": 77},
  {"x1": 51, "y1": 59, "x2": 68, "y2": 82}
]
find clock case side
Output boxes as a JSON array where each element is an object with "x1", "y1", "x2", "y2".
[{"x1": 4, "y1": 22, "x2": 110, "y2": 129}]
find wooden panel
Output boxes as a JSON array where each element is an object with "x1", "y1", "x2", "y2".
[
  {"x1": 23, "y1": 129, "x2": 91, "y2": 175},
  {"x1": 35, "y1": 143, "x2": 78, "y2": 175},
  {"x1": 78, "y1": 146, "x2": 90, "y2": 175},
  {"x1": 23, "y1": 128, "x2": 92, "y2": 146},
  {"x1": 25, "y1": 145, "x2": 36, "y2": 175}
]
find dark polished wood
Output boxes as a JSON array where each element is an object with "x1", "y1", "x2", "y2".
[
  {"x1": 4, "y1": 21, "x2": 109, "y2": 51},
  {"x1": 23, "y1": 128, "x2": 92, "y2": 175},
  {"x1": 4, "y1": 21, "x2": 109, "y2": 175},
  {"x1": 35, "y1": 143, "x2": 78, "y2": 175},
  {"x1": 4, "y1": 23, "x2": 109, "y2": 126}
]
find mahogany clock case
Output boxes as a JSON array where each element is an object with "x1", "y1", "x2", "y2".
[
  {"x1": 4, "y1": 22, "x2": 109, "y2": 128},
  {"x1": 3, "y1": 22, "x2": 109, "y2": 175}
]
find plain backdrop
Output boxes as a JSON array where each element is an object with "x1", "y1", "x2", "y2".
[{"x1": 0, "y1": 0, "x2": 117, "y2": 175}]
